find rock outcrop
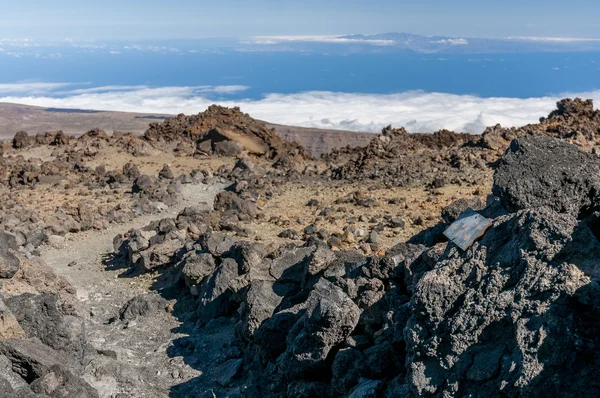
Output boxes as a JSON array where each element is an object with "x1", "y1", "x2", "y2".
[{"x1": 144, "y1": 105, "x2": 310, "y2": 162}]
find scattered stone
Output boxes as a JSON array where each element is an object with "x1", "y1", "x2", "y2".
[
  {"x1": 158, "y1": 164, "x2": 175, "y2": 179},
  {"x1": 119, "y1": 294, "x2": 168, "y2": 321}
]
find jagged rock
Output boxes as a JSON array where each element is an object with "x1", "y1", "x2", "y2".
[
  {"x1": 239, "y1": 280, "x2": 293, "y2": 339},
  {"x1": 278, "y1": 229, "x2": 299, "y2": 240},
  {"x1": 214, "y1": 141, "x2": 244, "y2": 157},
  {"x1": 181, "y1": 252, "x2": 216, "y2": 295},
  {"x1": 124, "y1": 229, "x2": 152, "y2": 263},
  {"x1": 51, "y1": 131, "x2": 70, "y2": 146},
  {"x1": 30, "y1": 364, "x2": 99, "y2": 398},
  {"x1": 347, "y1": 379, "x2": 382, "y2": 398},
  {"x1": 405, "y1": 207, "x2": 599, "y2": 396},
  {"x1": 277, "y1": 279, "x2": 361, "y2": 378},
  {"x1": 213, "y1": 191, "x2": 257, "y2": 220},
  {"x1": 5, "y1": 293, "x2": 85, "y2": 358},
  {"x1": 0, "y1": 298, "x2": 25, "y2": 340},
  {"x1": 269, "y1": 246, "x2": 314, "y2": 284},
  {"x1": 0, "y1": 354, "x2": 31, "y2": 394},
  {"x1": 196, "y1": 139, "x2": 212, "y2": 155},
  {"x1": 306, "y1": 246, "x2": 336, "y2": 276},
  {"x1": 0, "y1": 232, "x2": 20, "y2": 278},
  {"x1": 226, "y1": 242, "x2": 270, "y2": 279},
  {"x1": 196, "y1": 258, "x2": 240, "y2": 322},
  {"x1": 143, "y1": 105, "x2": 309, "y2": 160},
  {"x1": 0, "y1": 338, "x2": 80, "y2": 383},
  {"x1": 26, "y1": 228, "x2": 48, "y2": 248},
  {"x1": 362, "y1": 341, "x2": 402, "y2": 379},
  {"x1": 441, "y1": 197, "x2": 485, "y2": 223},
  {"x1": 332, "y1": 348, "x2": 365, "y2": 395},
  {"x1": 158, "y1": 164, "x2": 174, "y2": 180},
  {"x1": 0, "y1": 257, "x2": 78, "y2": 312},
  {"x1": 122, "y1": 162, "x2": 141, "y2": 179},
  {"x1": 132, "y1": 175, "x2": 153, "y2": 194},
  {"x1": 494, "y1": 134, "x2": 600, "y2": 217},
  {"x1": 13, "y1": 131, "x2": 34, "y2": 149},
  {"x1": 119, "y1": 294, "x2": 168, "y2": 321},
  {"x1": 214, "y1": 358, "x2": 243, "y2": 387},
  {"x1": 202, "y1": 233, "x2": 236, "y2": 257},
  {"x1": 138, "y1": 238, "x2": 182, "y2": 271}
]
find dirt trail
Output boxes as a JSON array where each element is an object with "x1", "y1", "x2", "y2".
[{"x1": 40, "y1": 183, "x2": 227, "y2": 398}]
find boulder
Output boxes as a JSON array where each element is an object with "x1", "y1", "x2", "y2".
[
  {"x1": 181, "y1": 252, "x2": 216, "y2": 295},
  {"x1": 138, "y1": 238, "x2": 182, "y2": 271},
  {"x1": 269, "y1": 246, "x2": 315, "y2": 284},
  {"x1": 213, "y1": 140, "x2": 244, "y2": 157},
  {"x1": 494, "y1": 134, "x2": 600, "y2": 217},
  {"x1": 13, "y1": 131, "x2": 33, "y2": 149},
  {"x1": 277, "y1": 279, "x2": 361, "y2": 378},
  {"x1": 158, "y1": 164, "x2": 174, "y2": 180},
  {"x1": 213, "y1": 191, "x2": 257, "y2": 220},
  {"x1": 122, "y1": 162, "x2": 141, "y2": 180},
  {"x1": 119, "y1": 294, "x2": 168, "y2": 321},
  {"x1": 51, "y1": 131, "x2": 70, "y2": 146},
  {"x1": 0, "y1": 338, "x2": 80, "y2": 383},
  {"x1": 239, "y1": 280, "x2": 293, "y2": 339},
  {"x1": 196, "y1": 258, "x2": 241, "y2": 322},
  {"x1": 5, "y1": 293, "x2": 85, "y2": 358},
  {"x1": 30, "y1": 364, "x2": 99, "y2": 397}
]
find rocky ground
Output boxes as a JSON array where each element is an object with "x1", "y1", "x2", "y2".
[{"x1": 1, "y1": 98, "x2": 600, "y2": 397}]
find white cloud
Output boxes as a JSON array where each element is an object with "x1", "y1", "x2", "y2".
[
  {"x1": 432, "y1": 38, "x2": 469, "y2": 45},
  {"x1": 0, "y1": 82, "x2": 82, "y2": 94},
  {"x1": 509, "y1": 36, "x2": 600, "y2": 43},
  {"x1": 1, "y1": 84, "x2": 598, "y2": 134},
  {"x1": 244, "y1": 35, "x2": 395, "y2": 46}
]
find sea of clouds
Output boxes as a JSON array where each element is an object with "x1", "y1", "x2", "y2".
[{"x1": 1, "y1": 83, "x2": 599, "y2": 134}]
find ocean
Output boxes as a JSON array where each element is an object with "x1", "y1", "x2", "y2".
[{"x1": 2, "y1": 45, "x2": 600, "y2": 133}]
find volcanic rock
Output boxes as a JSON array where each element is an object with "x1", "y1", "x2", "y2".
[
  {"x1": 277, "y1": 279, "x2": 361, "y2": 378},
  {"x1": 12, "y1": 131, "x2": 34, "y2": 149},
  {"x1": 441, "y1": 197, "x2": 485, "y2": 223},
  {"x1": 119, "y1": 294, "x2": 168, "y2": 321},
  {"x1": 406, "y1": 207, "x2": 599, "y2": 396},
  {"x1": 213, "y1": 191, "x2": 258, "y2": 220},
  {"x1": 5, "y1": 293, "x2": 86, "y2": 358},
  {"x1": 0, "y1": 232, "x2": 20, "y2": 279},
  {"x1": 494, "y1": 134, "x2": 600, "y2": 217}
]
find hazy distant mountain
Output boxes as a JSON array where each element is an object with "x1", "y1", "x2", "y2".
[
  {"x1": 341, "y1": 32, "x2": 600, "y2": 53},
  {"x1": 237, "y1": 32, "x2": 600, "y2": 54}
]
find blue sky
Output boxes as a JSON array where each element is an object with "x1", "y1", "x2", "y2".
[{"x1": 1, "y1": 0, "x2": 599, "y2": 39}]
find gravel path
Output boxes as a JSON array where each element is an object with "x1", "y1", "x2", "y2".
[{"x1": 39, "y1": 182, "x2": 227, "y2": 397}]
